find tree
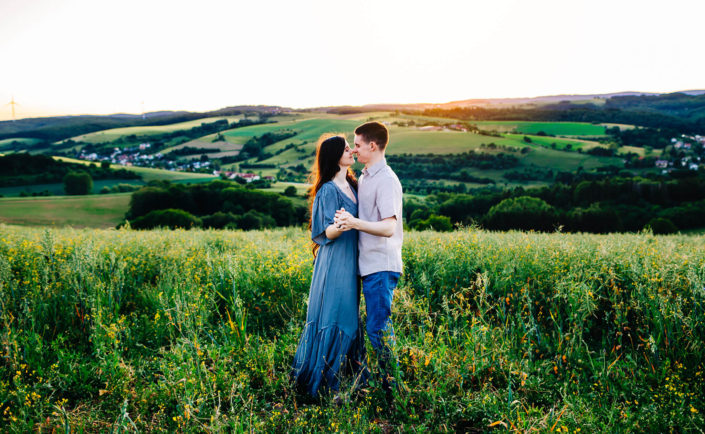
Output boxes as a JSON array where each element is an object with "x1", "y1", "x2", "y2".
[
  {"x1": 130, "y1": 209, "x2": 201, "y2": 230},
  {"x1": 484, "y1": 196, "x2": 558, "y2": 232},
  {"x1": 283, "y1": 186, "x2": 298, "y2": 197},
  {"x1": 63, "y1": 171, "x2": 93, "y2": 195},
  {"x1": 645, "y1": 217, "x2": 677, "y2": 234},
  {"x1": 412, "y1": 214, "x2": 453, "y2": 232}
]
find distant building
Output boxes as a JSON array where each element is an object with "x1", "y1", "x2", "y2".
[
  {"x1": 655, "y1": 160, "x2": 669, "y2": 169},
  {"x1": 224, "y1": 172, "x2": 260, "y2": 182}
]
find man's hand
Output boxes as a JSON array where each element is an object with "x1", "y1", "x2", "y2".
[
  {"x1": 334, "y1": 208, "x2": 357, "y2": 231},
  {"x1": 335, "y1": 208, "x2": 396, "y2": 237}
]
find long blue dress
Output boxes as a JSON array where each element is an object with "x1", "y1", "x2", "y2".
[{"x1": 291, "y1": 181, "x2": 368, "y2": 396}]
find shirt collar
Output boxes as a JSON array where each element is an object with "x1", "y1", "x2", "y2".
[{"x1": 362, "y1": 158, "x2": 387, "y2": 178}]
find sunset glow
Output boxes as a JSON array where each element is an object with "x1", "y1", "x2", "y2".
[{"x1": 1, "y1": 0, "x2": 704, "y2": 120}]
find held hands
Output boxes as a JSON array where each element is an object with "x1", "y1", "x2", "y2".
[{"x1": 334, "y1": 208, "x2": 356, "y2": 231}]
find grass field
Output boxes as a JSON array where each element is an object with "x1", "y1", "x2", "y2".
[
  {"x1": 59, "y1": 116, "x2": 245, "y2": 144},
  {"x1": 0, "y1": 181, "x2": 308, "y2": 227},
  {"x1": 1, "y1": 113, "x2": 639, "y2": 209},
  {"x1": 0, "y1": 179, "x2": 145, "y2": 198},
  {"x1": 474, "y1": 121, "x2": 607, "y2": 136},
  {"x1": 0, "y1": 226, "x2": 703, "y2": 431},
  {"x1": 203, "y1": 116, "x2": 620, "y2": 176},
  {"x1": 0, "y1": 194, "x2": 131, "y2": 228},
  {"x1": 0, "y1": 138, "x2": 43, "y2": 151}
]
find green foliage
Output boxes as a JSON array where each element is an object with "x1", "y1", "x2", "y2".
[
  {"x1": 422, "y1": 174, "x2": 705, "y2": 233},
  {"x1": 230, "y1": 209, "x2": 276, "y2": 230},
  {"x1": 645, "y1": 217, "x2": 678, "y2": 234},
  {"x1": 63, "y1": 171, "x2": 93, "y2": 195},
  {"x1": 238, "y1": 130, "x2": 298, "y2": 161},
  {"x1": 125, "y1": 180, "x2": 306, "y2": 230},
  {"x1": 1, "y1": 227, "x2": 704, "y2": 431},
  {"x1": 0, "y1": 153, "x2": 140, "y2": 188},
  {"x1": 387, "y1": 151, "x2": 518, "y2": 182},
  {"x1": 410, "y1": 214, "x2": 453, "y2": 231},
  {"x1": 567, "y1": 202, "x2": 623, "y2": 233},
  {"x1": 202, "y1": 211, "x2": 239, "y2": 229},
  {"x1": 129, "y1": 208, "x2": 202, "y2": 229},
  {"x1": 283, "y1": 186, "x2": 298, "y2": 197},
  {"x1": 421, "y1": 92, "x2": 705, "y2": 135},
  {"x1": 484, "y1": 196, "x2": 558, "y2": 231},
  {"x1": 163, "y1": 146, "x2": 222, "y2": 158}
]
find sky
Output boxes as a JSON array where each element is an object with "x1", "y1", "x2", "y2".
[{"x1": 1, "y1": 0, "x2": 704, "y2": 121}]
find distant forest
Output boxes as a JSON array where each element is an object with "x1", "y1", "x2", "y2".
[
  {"x1": 418, "y1": 93, "x2": 705, "y2": 137},
  {"x1": 0, "y1": 153, "x2": 139, "y2": 187},
  {"x1": 406, "y1": 171, "x2": 705, "y2": 234},
  {"x1": 0, "y1": 106, "x2": 281, "y2": 142}
]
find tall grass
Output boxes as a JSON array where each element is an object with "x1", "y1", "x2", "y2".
[{"x1": 0, "y1": 225, "x2": 703, "y2": 431}]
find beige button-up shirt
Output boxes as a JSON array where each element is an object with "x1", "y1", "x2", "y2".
[{"x1": 357, "y1": 158, "x2": 404, "y2": 276}]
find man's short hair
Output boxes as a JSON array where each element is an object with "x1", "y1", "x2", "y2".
[{"x1": 355, "y1": 121, "x2": 389, "y2": 150}]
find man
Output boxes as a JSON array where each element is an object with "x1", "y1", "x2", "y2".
[{"x1": 334, "y1": 121, "x2": 403, "y2": 394}]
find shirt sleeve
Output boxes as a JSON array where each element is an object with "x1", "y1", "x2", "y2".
[
  {"x1": 311, "y1": 184, "x2": 339, "y2": 245},
  {"x1": 376, "y1": 177, "x2": 402, "y2": 221}
]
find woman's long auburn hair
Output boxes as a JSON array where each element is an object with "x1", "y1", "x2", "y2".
[{"x1": 308, "y1": 134, "x2": 357, "y2": 257}]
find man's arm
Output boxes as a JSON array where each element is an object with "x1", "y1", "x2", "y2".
[{"x1": 335, "y1": 210, "x2": 396, "y2": 237}]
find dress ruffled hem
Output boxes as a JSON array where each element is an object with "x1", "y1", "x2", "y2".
[{"x1": 291, "y1": 320, "x2": 368, "y2": 397}]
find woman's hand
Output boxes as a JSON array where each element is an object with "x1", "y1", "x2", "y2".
[{"x1": 334, "y1": 209, "x2": 357, "y2": 231}]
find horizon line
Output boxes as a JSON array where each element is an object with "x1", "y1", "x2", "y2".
[{"x1": 3, "y1": 88, "x2": 705, "y2": 123}]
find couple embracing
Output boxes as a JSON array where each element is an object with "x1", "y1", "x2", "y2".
[{"x1": 291, "y1": 121, "x2": 403, "y2": 398}]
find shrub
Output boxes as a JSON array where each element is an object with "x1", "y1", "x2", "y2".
[
  {"x1": 484, "y1": 196, "x2": 558, "y2": 231},
  {"x1": 412, "y1": 214, "x2": 453, "y2": 232},
  {"x1": 235, "y1": 210, "x2": 276, "y2": 230},
  {"x1": 63, "y1": 171, "x2": 93, "y2": 195},
  {"x1": 283, "y1": 186, "x2": 297, "y2": 197},
  {"x1": 129, "y1": 209, "x2": 201, "y2": 230},
  {"x1": 567, "y1": 202, "x2": 623, "y2": 233},
  {"x1": 645, "y1": 217, "x2": 678, "y2": 234},
  {"x1": 202, "y1": 212, "x2": 239, "y2": 229}
]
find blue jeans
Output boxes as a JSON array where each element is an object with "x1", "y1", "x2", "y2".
[{"x1": 362, "y1": 271, "x2": 400, "y2": 390}]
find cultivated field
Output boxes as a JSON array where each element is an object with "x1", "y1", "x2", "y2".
[
  {"x1": 60, "y1": 116, "x2": 245, "y2": 144},
  {"x1": 196, "y1": 115, "x2": 622, "y2": 179},
  {"x1": 1, "y1": 226, "x2": 703, "y2": 431},
  {"x1": 473, "y1": 121, "x2": 607, "y2": 137}
]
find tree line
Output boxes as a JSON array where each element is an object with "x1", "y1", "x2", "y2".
[
  {"x1": 404, "y1": 172, "x2": 705, "y2": 234},
  {"x1": 418, "y1": 93, "x2": 705, "y2": 137},
  {"x1": 122, "y1": 180, "x2": 308, "y2": 230},
  {"x1": 0, "y1": 153, "x2": 139, "y2": 187}
]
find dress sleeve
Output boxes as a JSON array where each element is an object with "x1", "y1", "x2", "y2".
[{"x1": 311, "y1": 184, "x2": 339, "y2": 246}]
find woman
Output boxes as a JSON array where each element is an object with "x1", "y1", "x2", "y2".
[{"x1": 291, "y1": 134, "x2": 368, "y2": 397}]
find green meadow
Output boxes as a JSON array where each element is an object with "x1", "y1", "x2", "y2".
[
  {"x1": 0, "y1": 194, "x2": 131, "y2": 228},
  {"x1": 0, "y1": 138, "x2": 43, "y2": 151},
  {"x1": 60, "y1": 116, "x2": 245, "y2": 144},
  {"x1": 0, "y1": 180, "x2": 144, "y2": 198},
  {"x1": 1, "y1": 226, "x2": 703, "y2": 431},
  {"x1": 474, "y1": 121, "x2": 607, "y2": 136}
]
